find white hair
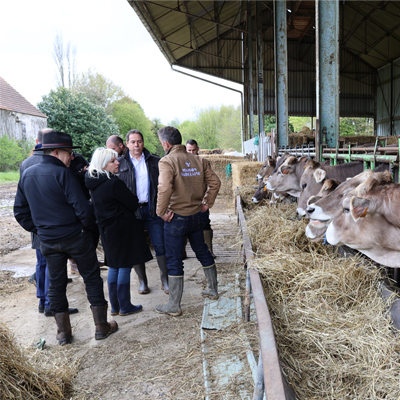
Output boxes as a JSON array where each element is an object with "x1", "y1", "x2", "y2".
[{"x1": 88, "y1": 147, "x2": 118, "y2": 179}]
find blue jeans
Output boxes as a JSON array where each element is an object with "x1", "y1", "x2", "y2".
[
  {"x1": 40, "y1": 230, "x2": 106, "y2": 313},
  {"x1": 164, "y1": 211, "x2": 215, "y2": 276},
  {"x1": 139, "y1": 206, "x2": 165, "y2": 256},
  {"x1": 107, "y1": 267, "x2": 131, "y2": 285},
  {"x1": 36, "y1": 249, "x2": 50, "y2": 309}
]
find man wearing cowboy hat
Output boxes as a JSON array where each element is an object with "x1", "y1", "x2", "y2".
[{"x1": 14, "y1": 130, "x2": 118, "y2": 345}]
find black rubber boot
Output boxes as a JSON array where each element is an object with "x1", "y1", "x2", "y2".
[
  {"x1": 203, "y1": 230, "x2": 216, "y2": 258},
  {"x1": 54, "y1": 312, "x2": 72, "y2": 346},
  {"x1": 133, "y1": 263, "x2": 150, "y2": 294},
  {"x1": 155, "y1": 276, "x2": 183, "y2": 316},
  {"x1": 91, "y1": 304, "x2": 118, "y2": 340},
  {"x1": 157, "y1": 255, "x2": 169, "y2": 294},
  {"x1": 201, "y1": 264, "x2": 219, "y2": 300}
]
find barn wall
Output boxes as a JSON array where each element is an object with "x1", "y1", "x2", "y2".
[
  {"x1": 0, "y1": 110, "x2": 47, "y2": 141},
  {"x1": 376, "y1": 58, "x2": 400, "y2": 136}
]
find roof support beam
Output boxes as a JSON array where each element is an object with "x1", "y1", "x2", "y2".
[
  {"x1": 256, "y1": 0, "x2": 264, "y2": 135},
  {"x1": 274, "y1": 0, "x2": 289, "y2": 147},
  {"x1": 316, "y1": 0, "x2": 340, "y2": 149}
]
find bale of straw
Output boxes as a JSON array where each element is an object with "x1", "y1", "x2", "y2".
[
  {"x1": 202, "y1": 155, "x2": 244, "y2": 200},
  {"x1": 232, "y1": 162, "x2": 262, "y2": 190},
  {"x1": 242, "y1": 203, "x2": 400, "y2": 399},
  {"x1": 0, "y1": 323, "x2": 76, "y2": 399},
  {"x1": 339, "y1": 135, "x2": 377, "y2": 146}
]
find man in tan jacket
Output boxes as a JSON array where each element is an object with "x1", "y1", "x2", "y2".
[{"x1": 156, "y1": 126, "x2": 221, "y2": 316}]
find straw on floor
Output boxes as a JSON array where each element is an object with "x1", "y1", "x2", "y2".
[{"x1": 241, "y1": 193, "x2": 400, "y2": 400}]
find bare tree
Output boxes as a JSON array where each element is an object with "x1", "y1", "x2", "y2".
[{"x1": 53, "y1": 32, "x2": 77, "y2": 88}]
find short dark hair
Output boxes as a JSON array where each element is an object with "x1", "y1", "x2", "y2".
[
  {"x1": 126, "y1": 129, "x2": 144, "y2": 142},
  {"x1": 108, "y1": 135, "x2": 124, "y2": 146},
  {"x1": 158, "y1": 126, "x2": 182, "y2": 146},
  {"x1": 186, "y1": 139, "x2": 198, "y2": 147}
]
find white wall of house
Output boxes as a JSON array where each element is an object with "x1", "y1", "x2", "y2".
[{"x1": 0, "y1": 110, "x2": 47, "y2": 142}]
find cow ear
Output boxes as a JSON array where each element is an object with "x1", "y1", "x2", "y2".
[
  {"x1": 314, "y1": 168, "x2": 326, "y2": 183},
  {"x1": 350, "y1": 196, "x2": 370, "y2": 221},
  {"x1": 307, "y1": 195, "x2": 320, "y2": 206}
]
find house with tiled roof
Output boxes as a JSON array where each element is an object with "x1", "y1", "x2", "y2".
[{"x1": 0, "y1": 76, "x2": 47, "y2": 141}]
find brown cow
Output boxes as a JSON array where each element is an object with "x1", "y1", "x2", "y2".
[
  {"x1": 305, "y1": 170, "x2": 392, "y2": 244},
  {"x1": 304, "y1": 178, "x2": 341, "y2": 241},
  {"x1": 252, "y1": 180, "x2": 270, "y2": 204},
  {"x1": 297, "y1": 160, "x2": 364, "y2": 217},
  {"x1": 256, "y1": 156, "x2": 276, "y2": 181},
  {"x1": 325, "y1": 175, "x2": 400, "y2": 268},
  {"x1": 265, "y1": 155, "x2": 308, "y2": 198}
]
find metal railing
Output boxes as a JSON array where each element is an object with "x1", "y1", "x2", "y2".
[{"x1": 236, "y1": 191, "x2": 297, "y2": 400}]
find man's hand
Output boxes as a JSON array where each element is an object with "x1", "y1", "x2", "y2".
[
  {"x1": 161, "y1": 210, "x2": 174, "y2": 222},
  {"x1": 201, "y1": 204, "x2": 209, "y2": 213}
]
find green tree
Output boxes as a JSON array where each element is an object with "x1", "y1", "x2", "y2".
[
  {"x1": 217, "y1": 105, "x2": 242, "y2": 151},
  {"x1": 0, "y1": 136, "x2": 34, "y2": 171},
  {"x1": 73, "y1": 68, "x2": 126, "y2": 113},
  {"x1": 195, "y1": 107, "x2": 219, "y2": 149},
  {"x1": 179, "y1": 120, "x2": 200, "y2": 147},
  {"x1": 37, "y1": 87, "x2": 119, "y2": 159},
  {"x1": 151, "y1": 118, "x2": 165, "y2": 156},
  {"x1": 111, "y1": 97, "x2": 158, "y2": 153}
]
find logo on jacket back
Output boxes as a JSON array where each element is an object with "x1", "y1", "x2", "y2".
[{"x1": 181, "y1": 159, "x2": 200, "y2": 177}]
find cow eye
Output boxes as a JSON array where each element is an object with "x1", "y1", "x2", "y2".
[
  {"x1": 302, "y1": 183, "x2": 307, "y2": 190},
  {"x1": 343, "y1": 208, "x2": 350, "y2": 213}
]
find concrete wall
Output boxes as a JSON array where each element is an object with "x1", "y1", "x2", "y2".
[{"x1": 0, "y1": 110, "x2": 47, "y2": 142}]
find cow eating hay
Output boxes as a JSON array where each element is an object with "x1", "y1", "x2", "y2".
[{"x1": 242, "y1": 202, "x2": 400, "y2": 399}]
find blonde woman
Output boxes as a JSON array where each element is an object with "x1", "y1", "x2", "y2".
[{"x1": 85, "y1": 147, "x2": 152, "y2": 316}]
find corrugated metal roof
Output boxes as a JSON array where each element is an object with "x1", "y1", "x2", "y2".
[
  {"x1": 0, "y1": 76, "x2": 47, "y2": 118},
  {"x1": 128, "y1": 1, "x2": 400, "y2": 117}
]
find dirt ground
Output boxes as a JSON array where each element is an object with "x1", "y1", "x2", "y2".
[{"x1": 0, "y1": 183, "x2": 258, "y2": 399}]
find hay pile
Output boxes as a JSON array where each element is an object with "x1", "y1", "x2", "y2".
[
  {"x1": 232, "y1": 162, "x2": 262, "y2": 189},
  {"x1": 0, "y1": 323, "x2": 77, "y2": 399},
  {"x1": 289, "y1": 127, "x2": 315, "y2": 146},
  {"x1": 243, "y1": 204, "x2": 400, "y2": 399},
  {"x1": 202, "y1": 155, "x2": 244, "y2": 199}
]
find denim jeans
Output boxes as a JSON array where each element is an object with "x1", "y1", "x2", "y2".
[
  {"x1": 40, "y1": 230, "x2": 106, "y2": 313},
  {"x1": 164, "y1": 211, "x2": 215, "y2": 276},
  {"x1": 107, "y1": 267, "x2": 131, "y2": 285},
  {"x1": 139, "y1": 206, "x2": 165, "y2": 256},
  {"x1": 36, "y1": 249, "x2": 50, "y2": 309}
]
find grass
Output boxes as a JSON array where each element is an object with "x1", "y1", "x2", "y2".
[{"x1": 0, "y1": 171, "x2": 20, "y2": 184}]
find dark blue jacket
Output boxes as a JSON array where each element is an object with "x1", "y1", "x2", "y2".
[
  {"x1": 117, "y1": 148, "x2": 161, "y2": 219},
  {"x1": 19, "y1": 146, "x2": 44, "y2": 249},
  {"x1": 14, "y1": 155, "x2": 95, "y2": 243}
]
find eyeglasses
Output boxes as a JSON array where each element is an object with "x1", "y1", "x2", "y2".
[{"x1": 61, "y1": 149, "x2": 74, "y2": 156}]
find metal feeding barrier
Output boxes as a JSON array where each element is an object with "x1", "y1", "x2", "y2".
[
  {"x1": 276, "y1": 137, "x2": 400, "y2": 182},
  {"x1": 235, "y1": 191, "x2": 297, "y2": 400}
]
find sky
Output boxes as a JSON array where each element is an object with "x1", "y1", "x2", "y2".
[{"x1": 0, "y1": 0, "x2": 243, "y2": 125}]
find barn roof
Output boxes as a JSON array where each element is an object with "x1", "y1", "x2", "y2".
[
  {"x1": 0, "y1": 76, "x2": 47, "y2": 118},
  {"x1": 128, "y1": 1, "x2": 400, "y2": 82}
]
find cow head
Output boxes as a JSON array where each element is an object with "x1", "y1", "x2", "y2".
[
  {"x1": 305, "y1": 170, "x2": 376, "y2": 241},
  {"x1": 252, "y1": 180, "x2": 270, "y2": 203},
  {"x1": 265, "y1": 156, "x2": 303, "y2": 197},
  {"x1": 325, "y1": 186, "x2": 400, "y2": 268},
  {"x1": 297, "y1": 160, "x2": 329, "y2": 217},
  {"x1": 256, "y1": 156, "x2": 276, "y2": 181}
]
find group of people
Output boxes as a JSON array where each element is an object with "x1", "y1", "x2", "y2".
[{"x1": 14, "y1": 126, "x2": 221, "y2": 345}]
